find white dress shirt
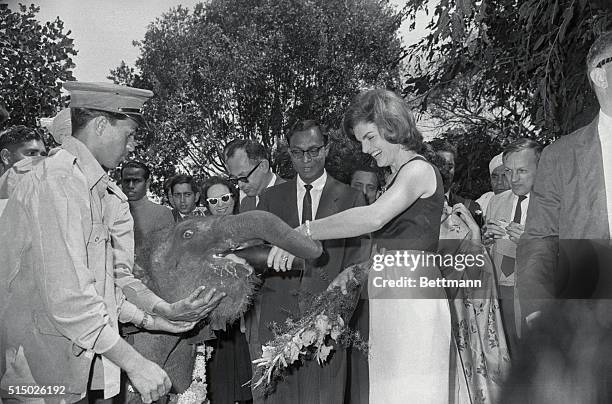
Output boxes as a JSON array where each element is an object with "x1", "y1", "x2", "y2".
[
  {"x1": 597, "y1": 111, "x2": 612, "y2": 237},
  {"x1": 296, "y1": 170, "x2": 327, "y2": 223},
  {"x1": 488, "y1": 191, "x2": 530, "y2": 286}
]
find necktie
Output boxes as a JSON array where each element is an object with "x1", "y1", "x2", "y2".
[
  {"x1": 500, "y1": 195, "x2": 527, "y2": 276},
  {"x1": 302, "y1": 184, "x2": 313, "y2": 224}
]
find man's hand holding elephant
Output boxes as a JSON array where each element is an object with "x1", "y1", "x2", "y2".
[{"x1": 153, "y1": 286, "x2": 226, "y2": 322}]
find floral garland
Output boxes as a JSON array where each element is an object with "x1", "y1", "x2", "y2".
[
  {"x1": 128, "y1": 344, "x2": 212, "y2": 404},
  {"x1": 171, "y1": 344, "x2": 213, "y2": 404},
  {"x1": 251, "y1": 260, "x2": 370, "y2": 393}
]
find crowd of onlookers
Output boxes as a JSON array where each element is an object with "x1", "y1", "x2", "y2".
[
  {"x1": 0, "y1": 114, "x2": 542, "y2": 403},
  {"x1": 2, "y1": 29, "x2": 612, "y2": 404}
]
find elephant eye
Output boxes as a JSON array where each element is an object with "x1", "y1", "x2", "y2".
[{"x1": 183, "y1": 230, "x2": 194, "y2": 239}]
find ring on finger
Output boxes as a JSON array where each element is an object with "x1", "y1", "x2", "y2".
[{"x1": 282, "y1": 256, "x2": 288, "y2": 262}]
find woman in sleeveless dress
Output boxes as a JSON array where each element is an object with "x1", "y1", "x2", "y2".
[{"x1": 268, "y1": 89, "x2": 452, "y2": 403}]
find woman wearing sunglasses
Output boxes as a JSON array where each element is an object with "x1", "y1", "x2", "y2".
[
  {"x1": 202, "y1": 176, "x2": 240, "y2": 216},
  {"x1": 200, "y1": 176, "x2": 252, "y2": 403}
]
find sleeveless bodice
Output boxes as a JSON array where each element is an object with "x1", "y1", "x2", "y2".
[{"x1": 374, "y1": 155, "x2": 444, "y2": 252}]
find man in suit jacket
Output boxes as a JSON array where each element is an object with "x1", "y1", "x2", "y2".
[
  {"x1": 225, "y1": 139, "x2": 285, "y2": 212},
  {"x1": 517, "y1": 32, "x2": 612, "y2": 329},
  {"x1": 504, "y1": 33, "x2": 612, "y2": 400},
  {"x1": 250, "y1": 120, "x2": 367, "y2": 404},
  {"x1": 484, "y1": 138, "x2": 542, "y2": 356}
]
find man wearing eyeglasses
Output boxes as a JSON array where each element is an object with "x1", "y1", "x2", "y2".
[
  {"x1": 224, "y1": 139, "x2": 285, "y2": 212},
  {"x1": 248, "y1": 120, "x2": 367, "y2": 404},
  {"x1": 516, "y1": 32, "x2": 612, "y2": 345}
]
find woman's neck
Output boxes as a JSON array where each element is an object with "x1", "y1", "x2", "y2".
[{"x1": 390, "y1": 149, "x2": 418, "y2": 174}]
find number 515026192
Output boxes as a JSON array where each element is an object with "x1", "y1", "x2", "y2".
[{"x1": 7, "y1": 385, "x2": 66, "y2": 396}]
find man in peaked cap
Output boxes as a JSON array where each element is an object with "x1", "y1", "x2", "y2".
[{"x1": 0, "y1": 82, "x2": 224, "y2": 404}]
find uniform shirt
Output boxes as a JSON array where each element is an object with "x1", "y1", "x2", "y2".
[
  {"x1": 0, "y1": 136, "x2": 160, "y2": 400},
  {"x1": 296, "y1": 170, "x2": 327, "y2": 223},
  {"x1": 597, "y1": 111, "x2": 612, "y2": 237}
]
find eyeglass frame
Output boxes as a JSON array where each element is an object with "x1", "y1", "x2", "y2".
[
  {"x1": 227, "y1": 160, "x2": 263, "y2": 185},
  {"x1": 206, "y1": 193, "x2": 233, "y2": 205},
  {"x1": 288, "y1": 144, "x2": 327, "y2": 159}
]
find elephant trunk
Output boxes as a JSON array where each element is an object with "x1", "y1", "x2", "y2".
[{"x1": 216, "y1": 211, "x2": 322, "y2": 259}]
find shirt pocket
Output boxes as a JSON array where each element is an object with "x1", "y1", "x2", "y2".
[
  {"x1": 87, "y1": 223, "x2": 110, "y2": 274},
  {"x1": 33, "y1": 310, "x2": 64, "y2": 337}
]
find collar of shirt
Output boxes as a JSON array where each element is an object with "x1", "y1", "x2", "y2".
[
  {"x1": 597, "y1": 110, "x2": 612, "y2": 237},
  {"x1": 255, "y1": 172, "x2": 278, "y2": 205},
  {"x1": 598, "y1": 109, "x2": 612, "y2": 137},
  {"x1": 511, "y1": 192, "x2": 530, "y2": 225},
  {"x1": 296, "y1": 169, "x2": 327, "y2": 222},
  {"x1": 60, "y1": 136, "x2": 107, "y2": 191},
  {"x1": 238, "y1": 171, "x2": 277, "y2": 204}
]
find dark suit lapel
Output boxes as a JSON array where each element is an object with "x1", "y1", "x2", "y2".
[
  {"x1": 284, "y1": 179, "x2": 300, "y2": 227},
  {"x1": 578, "y1": 117, "x2": 609, "y2": 238},
  {"x1": 316, "y1": 176, "x2": 340, "y2": 219}
]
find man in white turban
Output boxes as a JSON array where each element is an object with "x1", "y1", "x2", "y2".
[{"x1": 477, "y1": 152, "x2": 510, "y2": 216}]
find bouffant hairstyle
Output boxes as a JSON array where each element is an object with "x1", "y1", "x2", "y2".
[{"x1": 342, "y1": 89, "x2": 423, "y2": 153}]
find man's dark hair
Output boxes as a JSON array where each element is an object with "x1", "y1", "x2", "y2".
[
  {"x1": 223, "y1": 139, "x2": 269, "y2": 164},
  {"x1": 286, "y1": 119, "x2": 328, "y2": 145},
  {"x1": 350, "y1": 165, "x2": 382, "y2": 189},
  {"x1": 0, "y1": 125, "x2": 44, "y2": 152},
  {"x1": 70, "y1": 107, "x2": 129, "y2": 134},
  {"x1": 121, "y1": 160, "x2": 151, "y2": 180},
  {"x1": 168, "y1": 174, "x2": 199, "y2": 195},
  {"x1": 429, "y1": 139, "x2": 457, "y2": 159},
  {"x1": 503, "y1": 138, "x2": 543, "y2": 161},
  {"x1": 587, "y1": 31, "x2": 612, "y2": 71}
]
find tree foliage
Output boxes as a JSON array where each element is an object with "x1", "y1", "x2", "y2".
[
  {"x1": 0, "y1": 4, "x2": 76, "y2": 127},
  {"x1": 404, "y1": 0, "x2": 612, "y2": 196},
  {"x1": 109, "y1": 0, "x2": 405, "y2": 188}
]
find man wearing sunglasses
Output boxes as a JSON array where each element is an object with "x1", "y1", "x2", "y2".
[
  {"x1": 516, "y1": 32, "x2": 612, "y2": 349},
  {"x1": 249, "y1": 120, "x2": 368, "y2": 404},
  {"x1": 224, "y1": 139, "x2": 285, "y2": 212}
]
